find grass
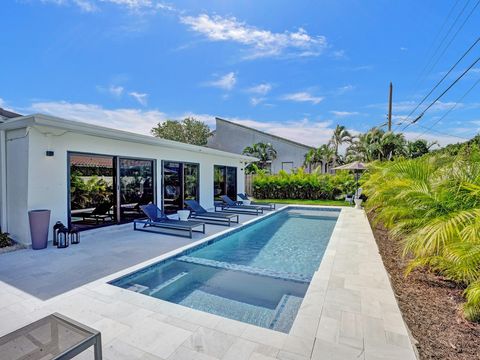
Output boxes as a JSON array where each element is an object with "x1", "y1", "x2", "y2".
[{"x1": 252, "y1": 198, "x2": 348, "y2": 206}]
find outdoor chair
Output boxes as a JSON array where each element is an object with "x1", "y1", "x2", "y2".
[
  {"x1": 217, "y1": 195, "x2": 264, "y2": 215},
  {"x1": 134, "y1": 204, "x2": 205, "y2": 238},
  {"x1": 185, "y1": 200, "x2": 239, "y2": 226},
  {"x1": 77, "y1": 202, "x2": 113, "y2": 224},
  {"x1": 237, "y1": 193, "x2": 276, "y2": 210}
]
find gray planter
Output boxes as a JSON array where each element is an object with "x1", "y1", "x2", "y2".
[{"x1": 28, "y1": 209, "x2": 51, "y2": 250}]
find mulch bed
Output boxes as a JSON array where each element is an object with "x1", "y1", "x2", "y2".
[{"x1": 367, "y1": 214, "x2": 480, "y2": 360}]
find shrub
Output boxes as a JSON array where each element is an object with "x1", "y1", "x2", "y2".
[
  {"x1": 363, "y1": 146, "x2": 480, "y2": 321},
  {"x1": 252, "y1": 168, "x2": 356, "y2": 200},
  {"x1": 0, "y1": 232, "x2": 12, "y2": 248}
]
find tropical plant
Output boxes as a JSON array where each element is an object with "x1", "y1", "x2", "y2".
[
  {"x1": 70, "y1": 172, "x2": 113, "y2": 210},
  {"x1": 243, "y1": 142, "x2": 277, "y2": 172},
  {"x1": 151, "y1": 117, "x2": 212, "y2": 146},
  {"x1": 330, "y1": 125, "x2": 352, "y2": 166},
  {"x1": 304, "y1": 144, "x2": 336, "y2": 173},
  {"x1": 252, "y1": 168, "x2": 355, "y2": 200},
  {"x1": 363, "y1": 145, "x2": 480, "y2": 321}
]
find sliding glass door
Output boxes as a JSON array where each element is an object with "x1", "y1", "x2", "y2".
[
  {"x1": 163, "y1": 161, "x2": 199, "y2": 213},
  {"x1": 69, "y1": 153, "x2": 156, "y2": 230},
  {"x1": 118, "y1": 158, "x2": 155, "y2": 222},
  {"x1": 214, "y1": 165, "x2": 237, "y2": 200},
  {"x1": 69, "y1": 153, "x2": 116, "y2": 230}
]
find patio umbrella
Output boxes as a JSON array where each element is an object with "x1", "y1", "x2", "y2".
[{"x1": 332, "y1": 161, "x2": 367, "y2": 197}]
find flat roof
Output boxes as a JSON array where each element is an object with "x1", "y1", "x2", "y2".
[
  {"x1": 0, "y1": 114, "x2": 258, "y2": 162},
  {"x1": 215, "y1": 117, "x2": 315, "y2": 150}
]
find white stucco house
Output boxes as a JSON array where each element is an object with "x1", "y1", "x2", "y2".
[{"x1": 0, "y1": 114, "x2": 256, "y2": 246}]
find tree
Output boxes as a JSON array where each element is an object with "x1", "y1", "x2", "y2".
[
  {"x1": 346, "y1": 127, "x2": 408, "y2": 162},
  {"x1": 243, "y1": 142, "x2": 277, "y2": 173},
  {"x1": 406, "y1": 139, "x2": 438, "y2": 158},
  {"x1": 330, "y1": 125, "x2": 352, "y2": 166},
  {"x1": 304, "y1": 145, "x2": 336, "y2": 173},
  {"x1": 151, "y1": 117, "x2": 211, "y2": 146}
]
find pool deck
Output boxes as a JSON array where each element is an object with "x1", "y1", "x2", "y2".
[{"x1": 0, "y1": 206, "x2": 417, "y2": 359}]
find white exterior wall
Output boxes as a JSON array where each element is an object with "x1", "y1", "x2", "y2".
[
  {"x1": 8, "y1": 126, "x2": 245, "y2": 245},
  {"x1": 5, "y1": 129, "x2": 30, "y2": 243}
]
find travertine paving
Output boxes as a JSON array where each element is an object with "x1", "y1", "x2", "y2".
[{"x1": 0, "y1": 206, "x2": 417, "y2": 359}]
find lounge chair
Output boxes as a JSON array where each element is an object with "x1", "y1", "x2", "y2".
[
  {"x1": 216, "y1": 195, "x2": 264, "y2": 215},
  {"x1": 77, "y1": 202, "x2": 113, "y2": 224},
  {"x1": 134, "y1": 204, "x2": 205, "y2": 238},
  {"x1": 237, "y1": 193, "x2": 276, "y2": 210},
  {"x1": 345, "y1": 188, "x2": 363, "y2": 205},
  {"x1": 185, "y1": 200, "x2": 239, "y2": 226}
]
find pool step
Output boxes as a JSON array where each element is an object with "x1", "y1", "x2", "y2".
[
  {"x1": 147, "y1": 272, "x2": 189, "y2": 296},
  {"x1": 177, "y1": 256, "x2": 311, "y2": 283},
  {"x1": 268, "y1": 294, "x2": 304, "y2": 332},
  {"x1": 125, "y1": 272, "x2": 189, "y2": 296}
]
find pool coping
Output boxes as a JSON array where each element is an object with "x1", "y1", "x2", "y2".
[{"x1": 86, "y1": 205, "x2": 417, "y2": 359}]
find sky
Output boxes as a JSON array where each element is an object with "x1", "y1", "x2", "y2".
[{"x1": 1, "y1": 0, "x2": 480, "y2": 147}]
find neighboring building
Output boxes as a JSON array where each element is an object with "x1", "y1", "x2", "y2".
[
  {"x1": 207, "y1": 117, "x2": 314, "y2": 173},
  {"x1": 0, "y1": 107, "x2": 21, "y2": 121},
  {"x1": 0, "y1": 114, "x2": 255, "y2": 245}
]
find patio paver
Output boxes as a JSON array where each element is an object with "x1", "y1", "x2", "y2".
[{"x1": 0, "y1": 206, "x2": 417, "y2": 359}]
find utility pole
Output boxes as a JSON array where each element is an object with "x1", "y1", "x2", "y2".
[{"x1": 388, "y1": 82, "x2": 393, "y2": 132}]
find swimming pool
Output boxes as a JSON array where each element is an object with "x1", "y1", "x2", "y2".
[{"x1": 110, "y1": 206, "x2": 340, "y2": 333}]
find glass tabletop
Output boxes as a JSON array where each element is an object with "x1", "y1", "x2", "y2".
[{"x1": 0, "y1": 313, "x2": 98, "y2": 360}]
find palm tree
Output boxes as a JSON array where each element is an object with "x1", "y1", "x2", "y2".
[
  {"x1": 243, "y1": 142, "x2": 277, "y2": 172},
  {"x1": 316, "y1": 144, "x2": 336, "y2": 173},
  {"x1": 330, "y1": 125, "x2": 352, "y2": 166},
  {"x1": 363, "y1": 148, "x2": 480, "y2": 321}
]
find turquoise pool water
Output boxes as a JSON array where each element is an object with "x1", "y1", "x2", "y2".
[{"x1": 111, "y1": 207, "x2": 339, "y2": 333}]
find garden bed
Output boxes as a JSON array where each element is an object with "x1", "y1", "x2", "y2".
[{"x1": 369, "y1": 215, "x2": 480, "y2": 359}]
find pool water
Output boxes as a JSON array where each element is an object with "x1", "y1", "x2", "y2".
[{"x1": 111, "y1": 207, "x2": 339, "y2": 333}]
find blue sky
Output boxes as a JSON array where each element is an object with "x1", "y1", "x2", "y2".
[{"x1": 1, "y1": 0, "x2": 479, "y2": 146}]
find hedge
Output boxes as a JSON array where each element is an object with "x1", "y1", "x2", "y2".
[{"x1": 252, "y1": 168, "x2": 356, "y2": 200}]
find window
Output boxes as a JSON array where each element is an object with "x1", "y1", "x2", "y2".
[
  {"x1": 162, "y1": 161, "x2": 199, "y2": 213},
  {"x1": 281, "y1": 162, "x2": 294, "y2": 172},
  {"x1": 214, "y1": 165, "x2": 237, "y2": 200}
]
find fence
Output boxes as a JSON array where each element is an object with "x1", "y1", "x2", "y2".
[{"x1": 244, "y1": 174, "x2": 255, "y2": 195}]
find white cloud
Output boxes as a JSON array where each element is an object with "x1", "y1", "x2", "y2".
[
  {"x1": 368, "y1": 100, "x2": 462, "y2": 113},
  {"x1": 330, "y1": 111, "x2": 359, "y2": 117},
  {"x1": 29, "y1": 100, "x2": 166, "y2": 134},
  {"x1": 109, "y1": 85, "x2": 124, "y2": 96},
  {"x1": 180, "y1": 14, "x2": 327, "y2": 59},
  {"x1": 332, "y1": 50, "x2": 346, "y2": 59},
  {"x1": 205, "y1": 72, "x2": 237, "y2": 91},
  {"x1": 247, "y1": 83, "x2": 272, "y2": 95},
  {"x1": 336, "y1": 84, "x2": 354, "y2": 95},
  {"x1": 250, "y1": 97, "x2": 265, "y2": 106},
  {"x1": 281, "y1": 92, "x2": 324, "y2": 105},
  {"x1": 40, "y1": 0, "x2": 98, "y2": 12},
  {"x1": 23, "y1": 100, "x2": 467, "y2": 147},
  {"x1": 400, "y1": 47, "x2": 408, "y2": 51},
  {"x1": 129, "y1": 91, "x2": 148, "y2": 106}
]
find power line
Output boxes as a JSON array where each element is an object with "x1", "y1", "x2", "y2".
[
  {"x1": 415, "y1": 0, "x2": 461, "y2": 85},
  {"x1": 417, "y1": 0, "x2": 473, "y2": 85},
  {"x1": 402, "y1": 54, "x2": 480, "y2": 131},
  {"x1": 416, "y1": 124, "x2": 471, "y2": 140},
  {"x1": 399, "y1": 36, "x2": 480, "y2": 128},
  {"x1": 414, "y1": 76, "x2": 480, "y2": 140},
  {"x1": 425, "y1": 0, "x2": 480, "y2": 79}
]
